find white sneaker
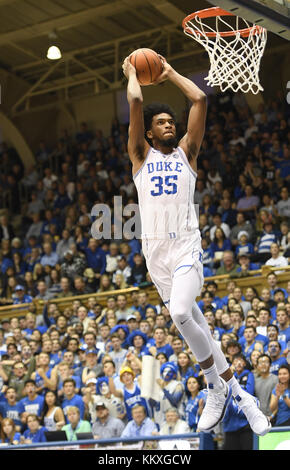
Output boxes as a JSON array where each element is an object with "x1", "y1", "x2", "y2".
[
  {"x1": 234, "y1": 392, "x2": 271, "y2": 436},
  {"x1": 198, "y1": 378, "x2": 232, "y2": 432}
]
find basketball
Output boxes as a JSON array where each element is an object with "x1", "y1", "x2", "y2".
[{"x1": 129, "y1": 48, "x2": 163, "y2": 86}]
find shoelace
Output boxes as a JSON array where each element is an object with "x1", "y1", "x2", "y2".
[{"x1": 205, "y1": 388, "x2": 227, "y2": 411}]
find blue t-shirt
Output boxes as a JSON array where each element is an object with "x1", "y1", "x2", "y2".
[
  {"x1": 272, "y1": 387, "x2": 290, "y2": 425},
  {"x1": 62, "y1": 394, "x2": 85, "y2": 422},
  {"x1": 2, "y1": 432, "x2": 21, "y2": 445},
  {"x1": 57, "y1": 375, "x2": 81, "y2": 392},
  {"x1": 18, "y1": 395, "x2": 44, "y2": 417},
  {"x1": 34, "y1": 368, "x2": 53, "y2": 396},
  {"x1": 240, "y1": 340, "x2": 266, "y2": 360},
  {"x1": 270, "y1": 357, "x2": 288, "y2": 376},
  {"x1": 23, "y1": 426, "x2": 47, "y2": 443},
  {"x1": 49, "y1": 353, "x2": 62, "y2": 368},
  {"x1": 239, "y1": 333, "x2": 268, "y2": 348},
  {"x1": 185, "y1": 390, "x2": 206, "y2": 431},
  {"x1": 0, "y1": 401, "x2": 22, "y2": 427},
  {"x1": 179, "y1": 366, "x2": 201, "y2": 387},
  {"x1": 235, "y1": 243, "x2": 254, "y2": 256},
  {"x1": 278, "y1": 327, "x2": 290, "y2": 344}
]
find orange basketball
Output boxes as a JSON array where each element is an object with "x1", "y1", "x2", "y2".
[{"x1": 129, "y1": 48, "x2": 163, "y2": 86}]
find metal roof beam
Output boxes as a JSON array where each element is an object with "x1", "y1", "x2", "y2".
[
  {"x1": 12, "y1": 23, "x2": 177, "y2": 72},
  {"x1": 0, "y1": 0, "x2": 144, "y2": 46},
  {"x1": 145, "y1": 0, "x2": 185, "y2": 23}
]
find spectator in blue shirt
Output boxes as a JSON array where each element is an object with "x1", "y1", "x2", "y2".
[
  {"x1": 61, "y1": 378, "x2": 85, "y2": 423},
  {"x1": 40, "y1": 242, "x2": 59, "y2": 268},
  {"x1": 0, "y1": 387, "x2": 22, "y2": 430},
  {"x1": 276, "y1": 308, "x2": 290, "y2": 344},
  {"x1": 53, "y1": 183, "x2": 72, "y2": 213},
  {"x1": 210, "y1": 227, "x2": 232, "y2": 266},
  {"x1": 22, "y1": 414, "x2": 47, "y2": 443},
  {"x1": 235, "y1": 253, "x2": 259, "y2": 276},
  {"x1": 149, "y1": 327, "x2": 174, "y2": 359},
  {"x1": 266, "y1": 324, "x2": 288, "y2": 355},
  {"x1": 270, "y1": 365, "x2": 290, "y2": 426},
  {"x1": 231, "y1": 354, "x2": 255, "y2": 395},
  {"x1": 121, "y1": 404, "x2": 157, "y2": 438},
  {"x1": 203, "y1": 266, "x2": 214, "y2": 277},
  {"x1": 18, "y1": 380, "x2": 45, "y2": 421},
  {"x1": 235, "y1": 231, "x2": 254, "y2": 257},
  {"x1": 84, "y1": 238, "x2": 106, "y2": 276},
  {"x1": 12, "y1": 285, "x2": 33, "y2": 305},
  {"x1": 0, "y1": 417, "x2": 21, "y2": 445},
  {"x1": 239, "y1": 326, "x2": 265, "y2": 360},
  {"x1": 268, "y1": 341, "x2": 288, "y2": 375},
  {"x1": 204, "y1": 281, "x2": 223, "y2": 309},
  {"x1": 201, "y1": 238, "x2": 214, "y2": 270}
]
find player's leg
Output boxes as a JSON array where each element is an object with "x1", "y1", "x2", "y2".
[
  {"x1": 169, "y1": 265, "x2": 232, "y2": 431},
  {"x1": 191, "y1": 300, "x2": 271, "y2": 436}
]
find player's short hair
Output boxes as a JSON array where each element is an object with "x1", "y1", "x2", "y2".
[{"x1": 143, "y1": 102, "x2": 177, "y2": 133}]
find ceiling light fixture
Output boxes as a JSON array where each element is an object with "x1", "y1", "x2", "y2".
[{"x1": 47, "y1": 31, "x2": 62, "y2": 60}]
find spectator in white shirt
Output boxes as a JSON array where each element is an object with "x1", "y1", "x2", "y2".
[
  {"x1": 105, "y1": 243, "x2": 120, "y2": 274},
  {"x1": 160, "y1": 408, "x2": 190, "y2": 435},
  {"x1": 209, "y1": 213, "x2": 230, "y2": 241},
  {"x1": 244, "y1": 117, "x2": 258, "y2": 141},
  {"x1": 265, "y1": 242, "x2": 288, "y2": 270},
  {"x1": 112, "y1": 256, "x2": 132, "y2": 284},
  {"x1": 42, "y1": 167, "x2": 58, "y2": 190}
]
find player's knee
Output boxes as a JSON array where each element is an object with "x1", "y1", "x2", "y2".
[{"x1": 170, "y1": 303, "x2": 191, "y2": 324}]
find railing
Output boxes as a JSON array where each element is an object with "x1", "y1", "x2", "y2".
[
  {"x1": 0, "y1": 264, "x2": 289, "y2": 321},
  {"x1": 0, "y1": 432, "x2": 213, "y2": 451}
]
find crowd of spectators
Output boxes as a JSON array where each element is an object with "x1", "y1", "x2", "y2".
[{"x1": 0, "y1": 89, "x2": 289, "y2": 449}]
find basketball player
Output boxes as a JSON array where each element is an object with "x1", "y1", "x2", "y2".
[{"x1": 122, "y1": 54, "x2": 271, "y2": 435}]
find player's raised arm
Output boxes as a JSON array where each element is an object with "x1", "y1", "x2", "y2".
[
  {"x1": 154, "y1": 57, "x2": 207, "y2": 170},
  {"x1": 122, "y1": 56, "x2": 150, "y2": 175}
]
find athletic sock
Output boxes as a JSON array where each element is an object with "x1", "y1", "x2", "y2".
[
  {"x1": 227, "y1": 375, "x2": 245, "y2": 397},
  {"x1": 203, "y1": 363, "x2": 222, "y2": 389}
]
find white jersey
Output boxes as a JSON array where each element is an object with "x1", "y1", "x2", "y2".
[{"x1": 133, "y1": 146, "x2": 199, "y2": 240}]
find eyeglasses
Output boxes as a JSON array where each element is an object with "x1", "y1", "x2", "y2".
[{"x1": 14, "y1": 366, "x2": 24, "y2": 370}]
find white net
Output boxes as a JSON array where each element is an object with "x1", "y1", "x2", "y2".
[{"x1": 183, "y1": 10, "x2": 267, "y2": 94}]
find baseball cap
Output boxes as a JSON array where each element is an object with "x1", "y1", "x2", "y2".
[
  {"x1": 85, "y1": 348, "x2": 98, "y2": 355},
  {"x1": 15, "y1": 285, "x2": 25, "y2": 291},
  {"x1": 86, "y1": 377, "x2": 97, "y2": 385},
  {"x1": 95, "y1": 401, "x2": 107, "y2": 408},
  {"x1": 64, "y1": 250, "x2": 73, "y2": 256},
  {"x1": 127, "y1": 315, "x2": 137, "y2": 321},
  {"x1": 237, "y1": 252, "x2": 250, "y2": 259},
  {"x1": 120, "y1": 366, "x2": 135, "y2": 381}
]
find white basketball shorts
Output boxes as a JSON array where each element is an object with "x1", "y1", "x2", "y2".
[{"x1": 142, "y1": 230, "x2": 204, "y2": 305}]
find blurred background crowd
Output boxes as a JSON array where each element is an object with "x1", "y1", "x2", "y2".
[{"x1": 0, "y1": 89, "x2": 289, "y2": 449}]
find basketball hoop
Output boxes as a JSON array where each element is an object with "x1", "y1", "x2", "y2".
[{"x1": 182, "y1": 7, "x2": 267, "y2": 94}]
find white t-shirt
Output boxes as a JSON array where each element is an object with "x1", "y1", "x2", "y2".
[{"x1": 265, "y1": 256, "x2": 288, "y2": 268}]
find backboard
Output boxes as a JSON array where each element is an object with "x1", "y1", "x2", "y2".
[{"x1": 207, "y1": 0, "x2": 290, "y2": 40}]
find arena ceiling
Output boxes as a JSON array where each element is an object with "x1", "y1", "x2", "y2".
[{"x1": 0, "y1": 0, "x2": 289, "y2": 116}]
